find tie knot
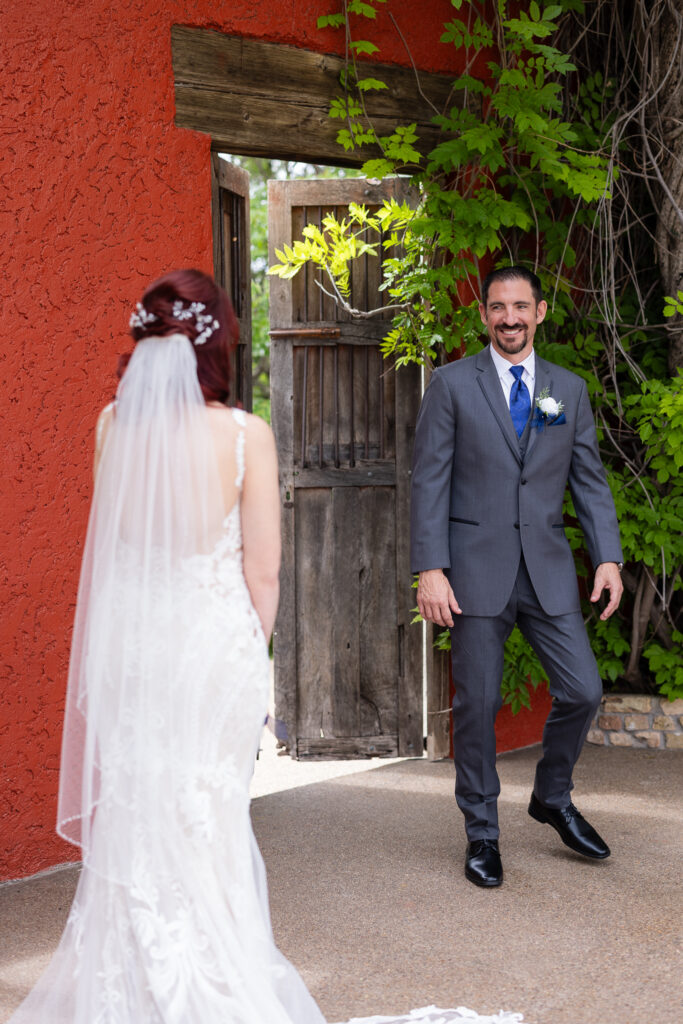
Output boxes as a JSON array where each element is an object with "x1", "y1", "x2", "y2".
[{"x1": 510, "y1": 366, "x2": 524, "y2": 381}]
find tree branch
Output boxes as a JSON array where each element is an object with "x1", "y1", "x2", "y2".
[{"x1": 314, "y1": 273, "x2": 410, "y2": 320}]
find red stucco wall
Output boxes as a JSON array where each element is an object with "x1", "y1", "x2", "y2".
[{"x1": 0, "y1": 0, "x2": 465, "y2": 881}]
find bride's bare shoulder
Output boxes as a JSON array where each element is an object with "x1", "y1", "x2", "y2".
[
  {"x1": 242, "y1": 411, "x2": 274, "y2": 443},
  {"x1": 207, "y1": 405, "x2": 275, "y2": 455},
  {"x1": 238, "y1": 413, "x2": 277, "y2": 478},
  {"x1": 240, "y1": 414, "x2": 278, "y2": 495}
]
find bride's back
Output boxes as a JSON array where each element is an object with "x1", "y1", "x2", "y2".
[{"x1": 205, "y1": 403, "x2": 244, "y2": 521}]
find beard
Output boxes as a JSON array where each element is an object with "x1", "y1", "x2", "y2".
[{"x1": 492, "y1": 324, "x2": 530, "y2": 354}]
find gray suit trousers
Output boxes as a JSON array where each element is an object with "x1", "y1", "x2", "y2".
[{"x1": 450, "y1": 555, "x2": 602, "y2": 840}]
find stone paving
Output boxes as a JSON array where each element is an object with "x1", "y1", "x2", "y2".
[{"x1": 1, "y1": 736, "x2": 681, "y2": 1024}]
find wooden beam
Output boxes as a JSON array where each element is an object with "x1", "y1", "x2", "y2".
[
  {"x1": 296, "y1": 736, "x2": 398, "y2": 759},
  {"x1": 171, "y1": 26, "x2": 457, "y2": 166}
]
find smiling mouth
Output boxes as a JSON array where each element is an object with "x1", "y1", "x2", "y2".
[{"x1": 498, "y1": 325, "x2": 525, "y2": 336}]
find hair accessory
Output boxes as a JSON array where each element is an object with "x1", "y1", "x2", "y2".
[
  {"x1": 129, "y1": 302, "x2": 158, "y2": 330},
  {"x1": 172, "y1": 300, "x2": 220, "y2": 346}
]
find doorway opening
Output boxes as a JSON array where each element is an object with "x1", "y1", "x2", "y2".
[
  {"x1": 173, "y1": 24, "x2": 457, "y2": 762},
  {"x1": 212, "y1": 154, "x2": 428, "y2": 761},
  {"x1": 219, "y1": 155, "x2": 361, "y2": 423}
]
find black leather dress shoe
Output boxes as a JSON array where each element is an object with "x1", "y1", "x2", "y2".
[
  {"x1": 528, "y1": 793, "x2": 610, "y2": 859},
  {"x1": 465, "y1": 839, "x2": 503, "y2": 887}
]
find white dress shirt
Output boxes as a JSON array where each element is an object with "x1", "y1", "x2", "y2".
[{"x1": 488, "y1": 343, "x2": 536, "y2": 407}]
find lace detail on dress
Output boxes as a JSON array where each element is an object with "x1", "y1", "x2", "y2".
[{"x1": 232, "y1": 407, "x2": 247, "y2": 489}]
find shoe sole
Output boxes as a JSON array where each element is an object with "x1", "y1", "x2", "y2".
[
  {"x1": 528, "y1": 803, "x2": 610, "y2": 859},
  {"x1": 465, "y1": 867, "x2": 503, "y2": 887}
]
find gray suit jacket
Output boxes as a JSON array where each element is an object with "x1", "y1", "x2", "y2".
[{"x1": 410, "y1": 345, "x2": 623, "y2": 617}]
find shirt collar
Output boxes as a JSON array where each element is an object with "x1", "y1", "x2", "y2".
[{"x1": 488, "y1": 343, "x2": 536, "y2": 382}]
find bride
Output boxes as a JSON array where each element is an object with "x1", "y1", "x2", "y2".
[{"x1": 8, "y1": 270, "x2": 523, "y2": 1024}]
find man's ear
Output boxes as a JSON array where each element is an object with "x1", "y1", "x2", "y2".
[
  {"x1": 536, "y1": 300, "x2": 548, "y2": 323},
  {"x1": 478, "y1": 302, "x2": 487, "y2": 324}
]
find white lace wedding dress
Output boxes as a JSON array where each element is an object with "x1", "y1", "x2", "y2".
[{"x1": 8, "y1": 337, "x2": 523, "y2": 1024}]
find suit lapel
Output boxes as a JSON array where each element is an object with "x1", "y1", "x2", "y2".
[
  {"x1": 524, "y1": 356, "x2": 553, "y2": 463},
  {"x1": 475, "y1": 347, "x2": 522, "y2": 466}
]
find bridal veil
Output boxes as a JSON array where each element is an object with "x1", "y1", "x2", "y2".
[{"x1": 57, "y1": 331, "x2": 227, "y2": 885}]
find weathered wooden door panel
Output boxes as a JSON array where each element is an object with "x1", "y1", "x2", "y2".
[
  {"x1": 291, "y1": 336, "x2": 396, "y2": 470},
  {"x1": 211, "y1": 155, "x2": 252, "y2": 409},
  {"x1": 269, "y1": 177, "x2": 421, "y2": 760},
  {"x1": 294, "y1": 485, "x2": 399, "y2": 741}
]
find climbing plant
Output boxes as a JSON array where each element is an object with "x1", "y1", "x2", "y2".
[
  {"x1": 274, "y1": 0, "x2": 613, "y2": 364},
  {"x1": 270, "y1": 0, "x2": 683, "y2": 707}
]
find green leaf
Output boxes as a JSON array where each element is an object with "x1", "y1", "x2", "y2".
[
  {"x1": 452, "y1": 75, "x2": 487, "y2": 94},
  {"x1": 317, "y1": 13, "x2": 346, "y2": 29},
  {"x1": 361, "y1": 158, "x2": 396, "y2": 178},
  {"x1": 350, "y1": 40, "x2": 380, "y2": 55},
  {"x1": 663, "y1": 291, "x2": 683, "y2": 316},
  {"x1": 348, "y1": 0, "x2": 381, "y2": 18},
  {"x1": 542, "y1": 5, "x2": 563, "y2": 19},
  {"x1": 357, "y1": 77, "x2": 388, "y2": 92}
]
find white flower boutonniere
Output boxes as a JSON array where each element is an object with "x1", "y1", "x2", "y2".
[{"x1": 533, "y1": 387, "x2": 565, "y2": 430}]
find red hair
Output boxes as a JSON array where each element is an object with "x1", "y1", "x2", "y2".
[{"x1": 119, "y1": 269, "x2": 239, "y2": 403}]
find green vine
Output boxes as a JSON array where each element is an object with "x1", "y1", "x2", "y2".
[{"x1": 271, "y1": 0, "x2": 683, "y2": 708}]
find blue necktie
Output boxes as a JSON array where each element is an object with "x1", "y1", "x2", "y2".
[{"x1": 509, "y1": 366, "x2": 531, "y2": 437}]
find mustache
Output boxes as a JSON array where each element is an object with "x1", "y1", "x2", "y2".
[{"x1": 497, "y1": 324, "x2": 526, "y2": 331}]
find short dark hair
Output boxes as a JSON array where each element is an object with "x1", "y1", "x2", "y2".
[{"x1": 481, "y1": 266, "x2": 543, "y2": 307}]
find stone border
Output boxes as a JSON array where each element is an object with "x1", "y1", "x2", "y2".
[{"x1": 587, "y1": 694, "x2": 683, "y2": 749}]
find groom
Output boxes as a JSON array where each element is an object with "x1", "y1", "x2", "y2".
[{"x1": 410, "y1": 266, "x2": 623, "y2": 887}]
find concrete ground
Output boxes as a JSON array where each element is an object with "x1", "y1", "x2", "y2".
[{"x1": 1, "y1": 733, "x2": 681, "y2": 1024}]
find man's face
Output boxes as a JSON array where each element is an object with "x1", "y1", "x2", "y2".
[{"x1": 479, "y1": 279, "x2": 547, "y2": 363}]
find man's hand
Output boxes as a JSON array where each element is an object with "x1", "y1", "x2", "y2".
[
  {"x1": 417, "y1": 569, "x2": 462, "y2": 627},
  {"x1": 590, "y1": 562, "x2": 623, "y2": 620}
]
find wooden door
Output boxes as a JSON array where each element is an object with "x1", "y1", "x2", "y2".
[
  {"x1": 212, "y1": 155, "x2": 252, "y2": 409},
  {"x1": 268, "y1": 177, "x2": 422, "y2": 759}
]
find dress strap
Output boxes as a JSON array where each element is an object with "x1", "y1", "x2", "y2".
[
  {"x1": 231, "y1": 408, "x2": 247, "y2": 489},
  {"x1": 96, "y1": 401, "x2": 115, "y2": 454}
]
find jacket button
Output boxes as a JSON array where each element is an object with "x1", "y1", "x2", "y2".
[
  {"x1": 514, "y1": 522, "x2": 520, "y2": 529},
  {"x1": 520, "y1": 478, "x2": 527, "y2": 485}
]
